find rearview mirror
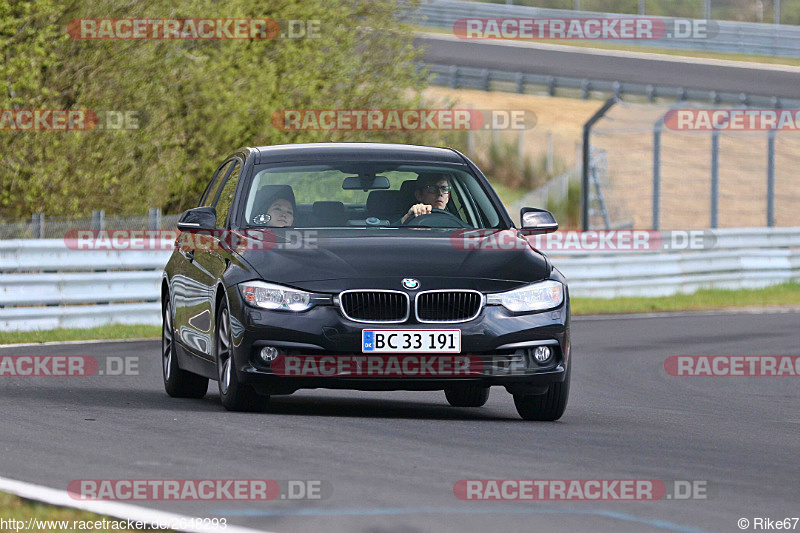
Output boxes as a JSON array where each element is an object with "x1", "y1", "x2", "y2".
[
  {"x1": 520, "y1": 207, "x2": 558, "y2": 234},
  {"x1": 177, "y1": 206, "x2": 217, "y2": 231},
  {"x1": 342, "y1": 175, "x2": 390, "y2": 191}
]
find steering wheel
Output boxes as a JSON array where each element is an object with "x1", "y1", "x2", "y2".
[{"x1": 403, "y1": 208, "x2": 471, "y2": 228}]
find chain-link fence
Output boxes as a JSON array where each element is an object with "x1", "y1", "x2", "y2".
[{"x1": 587, "y1": 101, "x2": 800, "y2": 230}]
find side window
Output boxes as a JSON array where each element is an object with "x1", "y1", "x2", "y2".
[
  {"x1": 448, "y1": 178, "x2": 466, "y2": 221},
  {"x1": 215, "y1": 162, "x2": 241, "y2": 228},
  {"x1": 199, "y1": 161, "x2": 233, "y2": 207}
]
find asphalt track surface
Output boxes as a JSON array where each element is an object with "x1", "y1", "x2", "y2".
[
  {"x1": 416, "y1": 34, "x2": 800, "y2": 100},
  {"x1": 1, "y1": 310, "x2": 798, "y2": 533}
]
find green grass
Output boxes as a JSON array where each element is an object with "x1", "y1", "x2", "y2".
[
  {"x1": 0, "y1": 324, "x2": 160, "y2": 345},
  {"x1": 572, "y1": 282, "x2": 800, "y2": 315},
  {"x1": 415, "y1": 26, "x2": 800, "y2": 67},
  {"x1": 490, "y1": 181, "x2": 531, "y2": 208},
  {"x1": 0, "y1": 491, "x2": 168, "y2": 532}
]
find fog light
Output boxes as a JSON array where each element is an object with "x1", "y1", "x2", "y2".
[
  {"x1": 533, "y1": 346, "x2": 552, "y2": 364},
  {"x1": 260, "y1": 346, "x2": 279, "y2": 362}
]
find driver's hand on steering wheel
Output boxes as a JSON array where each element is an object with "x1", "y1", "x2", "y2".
[{"x1": 401, "y1": 203, "x2": 432, "y2": 224}]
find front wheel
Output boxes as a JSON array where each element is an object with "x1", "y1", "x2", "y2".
[
  {"x1": 216, "y1": 299, "x2": 267, "y2": 412},
  {"x1": 162, "y1": 300, "x2": 208, "y2": 398},
  {"x1": 513, "y1": 363, "x2": 571, "y2": 421}
]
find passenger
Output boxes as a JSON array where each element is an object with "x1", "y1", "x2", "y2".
[
  {"x1": 400, "y1": 175, "x2": 452, "y2": 224},
  {"x1": 252, "y1": 185, "x2": 296, "y2": 227}
]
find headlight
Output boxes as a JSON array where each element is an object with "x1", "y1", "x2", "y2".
[
  {"x1": 487, "y1": 280, "x2": 564, "y2": 313},
  {"x1": 239, "y1": 281, "x2": 314, "y2": 312}
]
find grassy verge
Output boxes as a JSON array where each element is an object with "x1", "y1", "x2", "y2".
[
  {"x1": 415, "y1": 26, "x2": 800, "y2": 67},
  {"x1": 491, "y1": 181, "x2": 531, "y2": 208},
  {"x1": 572, "y1": 282, "x2": 800, "y2": 315},
  {"x1": 0, "y1": 324, "x2": 160, "y2": 345},
  {"x1": 0, "y1": 491, "x2": 169, "y2": 532}
]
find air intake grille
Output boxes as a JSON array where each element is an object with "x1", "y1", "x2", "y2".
[
  {"x1": 416, "y1": 291, "x2": 483, "y2": 322},
  {"x1": 339, "y1": 291, "x2": 408, "y2": 323}
]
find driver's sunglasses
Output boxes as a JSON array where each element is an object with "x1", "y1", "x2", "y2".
[{"x1": 423, "y1": 185, "x2": 451, "y2": 194}]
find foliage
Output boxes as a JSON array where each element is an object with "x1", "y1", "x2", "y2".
[
  {"x1": 546, "y1": 179, "x2": 581, "y2": 228},
  {"x1": 473, "y1": 136, "x2": 561, "y2": 191},
  {"x1": 0, "y1": 0, "x2": 443, "y2": 217}
]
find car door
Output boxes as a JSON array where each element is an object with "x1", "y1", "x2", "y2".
[
  {"x1": 194, "y1": 158, "x2": 244, "y2": 355},
  {"x1": 173, "y1": 159, "x2": 236, "y2": 358}
]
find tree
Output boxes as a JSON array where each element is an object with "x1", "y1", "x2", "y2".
[{"x1": 1, "y1": 0, "x2": 441, "y2": 217}]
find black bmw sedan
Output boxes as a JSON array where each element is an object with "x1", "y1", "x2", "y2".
[{"x1": 162, "y1": 143, "x2": 571, "y2": 420}]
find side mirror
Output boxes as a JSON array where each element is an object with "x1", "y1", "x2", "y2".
[
  {"x1": 177, "y1": 206, "x2": 217, "y2": 231},
  {"x1": 520, "y1": 207, "x2": 558, "y2": 234}
]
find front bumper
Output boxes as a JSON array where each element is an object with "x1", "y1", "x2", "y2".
[{"x1": 228, "y1": 289, "x2": 570, "y2": 394}]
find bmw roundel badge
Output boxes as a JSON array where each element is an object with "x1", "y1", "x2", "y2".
[{"x1": 402, "y1": 278, "x2": 420, "y2": 290}]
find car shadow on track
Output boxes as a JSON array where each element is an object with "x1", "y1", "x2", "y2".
[
  {"x1": 2, "y1": 385, "x2": 553, "y2": 422},
  {"x1": 210, "y1": 392, "x2": 524, "y2": 421}
]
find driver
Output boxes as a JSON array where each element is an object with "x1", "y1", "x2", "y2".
[{"x1": 400, "y1": 175, "x2": 451, "y2": 224}]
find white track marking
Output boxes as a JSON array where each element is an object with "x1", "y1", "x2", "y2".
[
  {"x1": 0, "y1": 338, "x2": 157, "y2": 349},
  {"x1": 0, "y1": 476, "x2": 273, "y2": 533}
]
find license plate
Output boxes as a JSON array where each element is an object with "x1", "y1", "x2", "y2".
[{"x1": 362, "y1": 329, "x2": 461, "y2": 353}]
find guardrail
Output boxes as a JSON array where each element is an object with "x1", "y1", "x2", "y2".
[
  {"x1": 0, "y1": 228, "x2": 798, "y2": 331},
  {"x1": 0, "y1": 240, "x2": 170, "y2": 331},
  {"x1": 550, "y1": 227, "x2": 800, "y2": 298},
  {"x1": 424, "y1": 63, "x2": 800, "y2": 108},
  {"x1": 412, "y1": 0, "x2": 800, "y2": 57}
]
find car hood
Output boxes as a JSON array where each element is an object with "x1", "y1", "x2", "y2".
[{"x1": 234, "y1": 229, "x2": 551, "y2": 293}]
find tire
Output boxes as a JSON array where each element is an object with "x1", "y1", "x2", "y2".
[
  {"x1": 162, "y1": 300, "x2": 208, "y2": 398},
  {"x1": 513, "y1": 363, "x2": 571, "y2": 421},
  {"x1": 444, "y1": 383, "x2": 490, "y2": 407},
  {"x1": 215, "y1": 299, "x2": 267, "y2": 412}
]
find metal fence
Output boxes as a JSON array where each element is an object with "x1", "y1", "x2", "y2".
[
  {"x1": 0, "y1": 210, "x2": 181, "y2": 240},
  {"x1": 583, "y1": 100, "x2": 800, "y2": 231},
  {"x1": 1, "y1": 228, "x2": 798, "y2": 331},
  {"x1": 424, "y1": 63, "x2": 800, "y2": 108},
  {"x1": 426, "y1": 66, "x2": 800, "y2": 231},
  {"x1": 412, "y1": 0, "x2": 800, "y2": 57},
  {"x1": 558, "y1": 227, "x2": 800, "y2": 297},
  {"x1": 0, "y1": 239, "x2": 170, "y2": 331}
]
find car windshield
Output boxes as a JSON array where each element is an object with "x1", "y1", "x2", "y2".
[{"x1": 242, "y1": 161, "x2": 505, "y2": 229}]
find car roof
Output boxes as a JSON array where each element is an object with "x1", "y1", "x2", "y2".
[{"x1": 251, "y1": 143, "x2": 466, "y2": 165}]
